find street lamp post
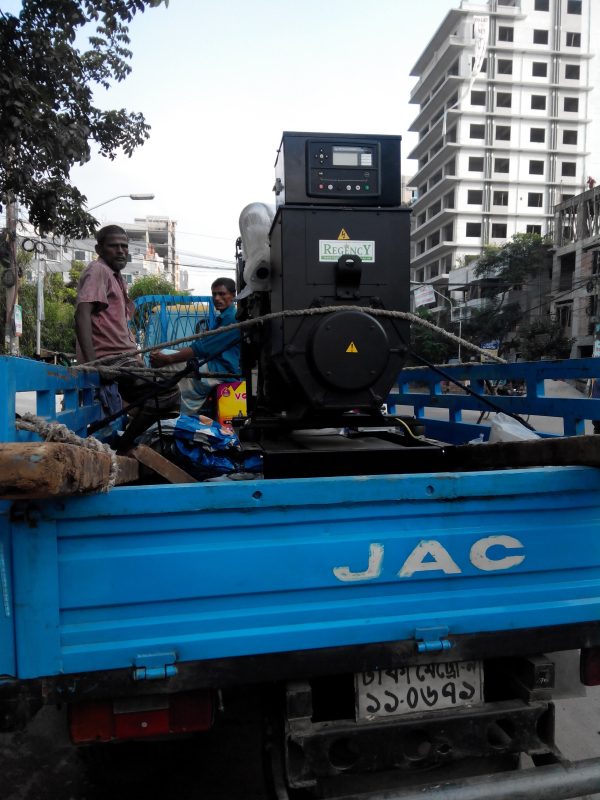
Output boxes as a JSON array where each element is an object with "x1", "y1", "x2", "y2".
[
  {"x1": 87, "y1": 193, "x2": 155, "y2": 212},
  {"x1": 411, "y1": 282, "x2": 463, "y2": 362}
]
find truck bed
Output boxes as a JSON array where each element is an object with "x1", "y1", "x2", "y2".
[{"x1": 3, "y1": 463, "x2": 600, "y2": 682}]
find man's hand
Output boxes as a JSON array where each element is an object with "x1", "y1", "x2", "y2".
[{"x1": 150, "y1": 350, "x2": 171, "y2": 367}]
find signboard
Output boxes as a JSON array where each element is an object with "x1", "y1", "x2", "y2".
[
  {"x1": 413, "y1": 284, "x2": 436, "y2": 308},
  {"x1": 480, "y1": 339, "x2": 499, "y2": 360},
  {"x1": 319, "y1": 240, "x2": 375, "y2": 263},
  {"x1": 14, "y1": 304, "x2": 22, "y2": 336}
]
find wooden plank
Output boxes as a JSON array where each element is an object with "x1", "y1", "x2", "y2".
[
  {"x1": 0, "y1": 443, "x2": 138, "y2": 499},
  {"x1": 130, "y1": 444, "x2": 198, "y2": 484},
  {"x1": 449, "y1": 434, "x2": 600, "y2": 471}
]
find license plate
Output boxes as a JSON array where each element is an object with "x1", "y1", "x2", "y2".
[{"x1": 355, "y1": 661, "x2": 484, "y2": 720}]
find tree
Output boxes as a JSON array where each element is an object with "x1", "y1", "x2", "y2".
[
  {"x1": 409, "y1": 308, "x2": 456, "y2": 366},
  {"x1": 0, "y1": 0, "x2": 168, "y2": 239},
  {"x1": 128, "y1": 274, "x2": 188, "y2": 301},
  {"x1": 474, "y1": 232, "x2": 552, "y2": 308},
  {"x1": 461, "y1": 301, "x2": 523, "y2": 353},
  {"x1": 463, "y1": 233, "x2": 553, "y2": 353},
  {"x1": 515, "y1": 318, "x2": 573, "y2": 361}
]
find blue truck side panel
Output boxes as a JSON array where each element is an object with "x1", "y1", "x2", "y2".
[{"x1": 5, "y1": 467, "x2": 600, "y2": 680}]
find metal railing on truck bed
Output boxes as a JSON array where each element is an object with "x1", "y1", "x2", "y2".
[
  {"x1": 4, "y1": 356, "x2": 600, "y2": 445},
  {"x1": 388, "y1": 357, "x2": 600, "y2": 444}
]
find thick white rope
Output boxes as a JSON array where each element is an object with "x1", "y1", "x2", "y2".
[
  {"x1": 73, "y1": 306, "x2": 506, "y2": 376},
  {"x1": 16, "y1": 413, "x2": 119, "y2": 491}
]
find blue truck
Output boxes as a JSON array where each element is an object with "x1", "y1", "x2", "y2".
[
  {"x1": 3, "y1": 353, "x2": 600, "y2": 799},
  {"x1": 3, "y1": 130, "x2": 600, "y2": 797}
]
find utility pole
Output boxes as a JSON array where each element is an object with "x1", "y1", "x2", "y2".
[{"x1": 3, "y1": 196, "x2": 19, "y2": 355}]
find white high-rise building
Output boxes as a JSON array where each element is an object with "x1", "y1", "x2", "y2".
[{"x1": 409, "y1": 0, "x2": 600, "y2": 297}]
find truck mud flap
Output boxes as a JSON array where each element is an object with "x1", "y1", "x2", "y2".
[{"x1": 335, "y1": 756, "x2": 600, "y2": 800}]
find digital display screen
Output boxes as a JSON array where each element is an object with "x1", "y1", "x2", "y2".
[{"x1": 332, "y1": 147, "x2": 362, "y2": 167}]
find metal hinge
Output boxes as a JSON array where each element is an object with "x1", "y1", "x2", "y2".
[
  {"x1": 132, "y1": 651, "x2": 178, "y2": 681},
  {"x1": 414, "y1": 626, "x2": 454, "y2": 654}
]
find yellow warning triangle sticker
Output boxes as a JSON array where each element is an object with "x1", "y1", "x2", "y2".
[
  {"x1": 346, "y1": 341, "x2": 358, "y2": 353},
  {"x1": 338, "y1": 228, "x2": 350, "y2": 240}
]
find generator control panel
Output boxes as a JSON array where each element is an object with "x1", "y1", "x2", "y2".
[
  {"x1": 307, "y1": 141, "x2": 379, "y2": 198},
  {"x1": 274, "y1": 131, "x2": 401, "y2": 207}
]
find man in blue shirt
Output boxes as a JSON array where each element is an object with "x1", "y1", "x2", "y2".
[{"x1": 150, "y1": 278, "x2": 241, "y2": 415}]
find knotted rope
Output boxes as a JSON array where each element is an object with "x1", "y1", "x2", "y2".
[{"x1": 16, "y1": 413, "x2": 119, "y2": 491}]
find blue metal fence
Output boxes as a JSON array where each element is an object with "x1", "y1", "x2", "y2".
[
  {"x1": 4, "y1": 355, "x2": 600, "y2": 445},
  {"x1": 130, "y1": 295, "x2": 214, "y2": 357},
  {"x1": 388, "y1": 357, "x2": 600, "y2": 443}
]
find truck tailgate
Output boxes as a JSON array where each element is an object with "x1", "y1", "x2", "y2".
[{"x1": 4, "y1": 465, "x2": 600, "y2": 680}]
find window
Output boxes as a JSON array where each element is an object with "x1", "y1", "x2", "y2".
[
  {"x1": 563, "y1": 129, "x2": 578, "y2": 145},
  {"x1": 567, "y1": 0, "x2": 582, "y2": 13},
  {"x1": 533, "y1": 29, "x2": 549, "y2": 44},
  {"x1": 497, "y1": 59, "x2": 513, "y2": 75},
  {"x1": 564, "y1": 97, "x2": 579, "y2": 112},
  {"x1": 562, "y1": 193, "x2": 575, "y2": 201},
  {"x1": 562, "y1": 162, "x2": 576, "y2": 176},
  {"x1": 493, "y1": 191, "x2": 509, "y2": 206},
  {"x1": 468, "y1": 156, "x2": 484, "y2": 171},
  {"x1": 528, "y1": 192, "x2": 543, "y2": 207},
  {"x1": 470, "y1": 123, "x2": 485, "y2": 139},
  {"x1": 491, "y1": 223, "x2": 508, "y2": 238},
  {"x1": 498, "y1": 26, "x2": 514, "y2": 42},
  {"x1": 534, "y1": 0, "x2": 549, "y2": 9},
  {"x1": 471, "y1": 90, "x2": 486, "y2": 105},
  {"x1": 471, "y1": 57, "x2": 487, "y2": 73},
  {"x1": 565, "y1": 64, "x2": 581, "y2": 79},
  {"x1": 417, "y1": 212, "x2": 426, "y2": 227},
  {"x1": 527, "y1": 225, "x2": 542, "y2": 235},
  {"x1": 466, "y1": 222, "x2": 482, "y2": 237},
  {"x1": 530, "y1": 127, "x2": 546, "y2": 143},
  {"x1": 417, "y1": 240, "x2": 425, "y2": 256},
  {"x1": 496, "y1": 125, "x2": 511, "y2": 141},
  {"x1": 494, "y1": 157, "x2": 510, "y2": 173},
  {"x1": 531, "y1": 94, "x2": 546, "y2": 110},
  {"x1": 529, "y1": 160, "x2": 544, "y2": 175},
  {"x1": 496, "y1": 92, "x2": 512, "y2": 108},
  {"x1": 442, "y1": 223, "x2": 453, "y2": 241},
  {"x1": 566, "y1": 32, "x2": 581, "y2": 47},
  {"x1": 467, "y1": 190, "x2": 483, "y2": 204},
  {"x1": 429, "y1": 200, "x2": 441, "y2": 217},
  {"x1": 532, "y1": 62, "x2": 548, "y2": 77}
]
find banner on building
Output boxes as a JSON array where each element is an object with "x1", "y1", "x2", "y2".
[{"x1": 413, "y1": 284, "x2": 436, "y2": 308}]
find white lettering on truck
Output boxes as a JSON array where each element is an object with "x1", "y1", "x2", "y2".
[{"x1": 332, "y1": 536, "x2": 525, "y2": 582}]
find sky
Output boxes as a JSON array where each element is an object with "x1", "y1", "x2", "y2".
[{"x1": 25, "y1": 0, "x2": 459, "y2": 292}]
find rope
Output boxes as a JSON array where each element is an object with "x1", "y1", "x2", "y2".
[
  {"x1": 15, "y1": 413, "x2": 119, "y2": 492},
  {"x1": 72, "y1": 306, "x2": 506, "y2": 376}
]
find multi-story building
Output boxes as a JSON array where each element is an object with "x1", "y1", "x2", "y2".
[
  {"x1": 409, "y1": 0, "x2": 600, "y2": 319},
  {"x1": 552, "y1": 185, "x2": 600, "y2": 357},
  {"x1": 122, "y1": 216, "x2": 180, "y2": 288}
]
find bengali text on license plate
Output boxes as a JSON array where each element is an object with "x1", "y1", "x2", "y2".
[{"x1": 355, "y1": 660, "x2": 483, "y2": 720}]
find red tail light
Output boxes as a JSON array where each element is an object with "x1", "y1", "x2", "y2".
[
  {"x1": 580, "y1": 647, "x2": 600, "y2": 685},
  {"x1": 69, "y1": 690, "x2": 214, "y2": 744}
]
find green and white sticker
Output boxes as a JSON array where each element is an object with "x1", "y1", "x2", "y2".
[{"x1": 319, "y1": 240, "x2": 375, "y2": 263}]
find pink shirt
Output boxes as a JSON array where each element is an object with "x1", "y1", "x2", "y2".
[{"x1": 76, "y1": 258, "x2": 138, "y2": 362}]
